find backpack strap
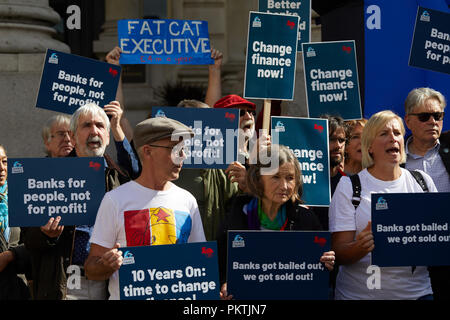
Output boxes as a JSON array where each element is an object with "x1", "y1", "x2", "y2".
[
  {"x1": 408, "y1": 169, "x2": 429, "y2": 192},
  {"x1": 349, "y1": 174, "x2": 362, "y2": 209}
]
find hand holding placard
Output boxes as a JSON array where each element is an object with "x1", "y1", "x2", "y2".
[
  {"x1": 40, "y1": 216, "x2": 64, "y2": 238},
  {"x1": 99, "y1": 243, "x2": 124, "y2": 272},
  {"x1": 356, "y1": 221, "x2": 374, "y2": 253}
]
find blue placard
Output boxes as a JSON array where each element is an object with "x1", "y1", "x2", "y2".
[
  {"x1": 151, "y1": 107, "x2": 239, "y2": 169},
  {"x1": 372, "y1": 192, "x2": 450, "y2": 267},
  {"x1": 271, "y1": 116, "x2": 331, "y2": 206},
  {"x1": 36, "y1": 49, "x2": 121, "y2": 115},
  {"x1": 227, "y1": 231, "x2": 330, "y2": 300},
  {"x1": 119, "y1": 242, "x2": 220, "y2": 300},
  {"x1": 409, "y1": 7, "x2": 450, "y2": 75},
  {"x1": 7, "y1": 157, "x2": 105, "y2": 227},
  {"x1": 244, "y1": 11, "x2": 299, "y2": 100},
  {"x1": 302, "y1": 41, "x2": 362, "y2": 120},
  {"x1": 118, "y1": 19, "x2": 214, "y2": 65},
  {"x1": 258, "y1": 0, "x2": 311, "y2": 51}
]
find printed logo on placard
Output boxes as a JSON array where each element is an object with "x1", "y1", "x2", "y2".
[
  {"x1": 109, "y1": 67, "x2": 118, "y2": 77},
  {"x1": 48, "y1": 53, "x2": 59, "y2": 64},
  {"x1": 123, "y1": 251, "x2": 135, "y2": 265},
  {"x1": 232, "y1": 234, "x2": 245, "y2": 248},
  {"x1": 314, "y1": 123, "x2": 324, "y2": 133},
  {"x1": 155, "y1": 109, "x2": 166, "y2": 118},
  {"x1": 314, "y1": 235, "x2": 327, "y2": 247},
  {"x1": 11, "y1": 161, "x2": 24, "y2": 174},
  {"x1": 274, "y1": 121, "x2": 285, "y2": 132},
  {"x1": 89, "y1": 161, "x2": 101, "y2": 171},
  {"x1": 306, "y1": 47, "x2": 316, "y2": 57},
  {"x1": 201, "y1": 246, "x2": 214, "y2": 258},
  {"x1": 287, "y1": 20, "x2": 296, "y2": 30},
  {"x1": 314, "y1": 236, "x2": 327, "y2": 247},
  {"x1": 420, "y1": 10, "x2": 430, "y2": 22},
  {"x1": 375, "y1": 197, "x2": 388, "y2": 210},
  {"x1": 252, "y1": 16, "x2": 262, "y2": 28},
  {"x1": 225, "y1": 112, "x2": 236, "y2": 122}
]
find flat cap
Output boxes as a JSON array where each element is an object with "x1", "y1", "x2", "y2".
[{"x1": 133, "y1": 117, "x2": 194, "y2": 149}]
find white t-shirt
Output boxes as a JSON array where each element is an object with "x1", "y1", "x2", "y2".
[
  {"x1": 329, "y1": 168, "x2": 436, "y2": 300},
  {"x1": 90, "y1": 180, "x2": 206, "y2": 300}
]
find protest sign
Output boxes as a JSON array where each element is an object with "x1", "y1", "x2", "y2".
[
  {"x1": 118, "y1": 19, "x2": 214, "y2": 65},
  {"x1": 271, "y1": 116, "x2": 330, "y2": 206},
  {"x1": 244, "y1": 11, "x2": 299, "y2": 100},
  {"x1": 409, "y1": 7, "x2": 450, "y2": 75},
  {"x1": 302, "y1": 41, "x2": 362, "y2": 120},
  {"x1": 151, "y1": 107, "x2": 239, "y2": 169},
  {"x1": 36, "y1": 49, "x2": 121, "y2": 114},
  {"x1": 227, "y1": 231, "x2": 330, "y2": 300},
  {"x1": 372, "y1": 192, "x2": 450, "y2": 267},
  {"x1": 258, "y1": 0, "x2": 311, "y2": 51},
  {"x1": 7, "y1": 157, "x2": 105, "y2": 227},
  {"x1": 119, "y1": 242, "x2": 220, "y2": 300}
]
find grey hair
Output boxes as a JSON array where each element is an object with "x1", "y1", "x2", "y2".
[
  {"x1": 246, "y1": 144, "x2": 303, "y2": 203},
  {"x1": 70, "y1": 103, "x2": 110, "y2": 134},
  {"x1": 42, "y1": 114, "x2": 71, "y2": 143},
  {"x1": 177, "y1": 99, "x2": 210, "y2": 109},
  {"x1": 404, "y1": 87, "x2": 446, "y2": 114}
]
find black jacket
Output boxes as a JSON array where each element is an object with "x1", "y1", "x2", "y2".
[
  {"x1": 22, "y1": 151, "x2": 130, "y2": 299},
  {"x1": 0, "y1": 228, "x2": 31, "y2": 300},
  {"x1": 216, "y1": 194, "x2": 323, "y2": 284}
]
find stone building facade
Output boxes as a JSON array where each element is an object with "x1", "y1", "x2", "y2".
[{"x1": 0, "y1": 0, "x2": 321, "y2": 158}]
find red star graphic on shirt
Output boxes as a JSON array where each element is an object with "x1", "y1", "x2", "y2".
[{"x1": 153, "y1": 207, "x2": 171, "y2": 222}]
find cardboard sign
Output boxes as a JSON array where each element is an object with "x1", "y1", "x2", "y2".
[
  {"x1": 118, "y1": 19, "x2": 214, "y2": 65},
  {"x1": 119, "y1": 242, "x2": 220, "y2": 300},
  {"x1": 302, "y1": 41, "x2": 362, "y2": 120},
  {"x1": 258, "y1": 0, "x2": 311, "y2": 51},
  {"x1": 244, "y1": 11, "x2": 299, "y2": 100},
  {"x1": 7, "y1": 157, "x2": 105, "y2": 227},
  {"x1": 36, "y1": 49, "x2": 121, "y2": 114},
  {"x1": 227, "y1": 231, "x2": 330, "y2": 300},
  {"x1": 271, "y1": 116, "x2": 331, "y2": 206},
  {"x1": 372, "y1": 192, "x2": 450, "y2": 267},
  {"x1": 409, "y1": 7, "x2": 450, "y2": 75},
  {"x1": 151, "y1": 107, "x2": 239, "y2": 169}
]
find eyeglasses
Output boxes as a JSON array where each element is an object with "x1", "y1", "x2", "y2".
[
  {"x1": 148, "y1": 144, "x2": 187, "y2": 155},
  {"x1": 51, "y1": 131, "x2": 71, "y2": 139},
  {"x1": 240, "y1": 109, "x2": 256, "y2": 117},
  {"x1": 409, "y1": 112, "x2": 444, "y2": 122}
]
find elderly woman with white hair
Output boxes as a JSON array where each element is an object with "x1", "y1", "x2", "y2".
[
  {"x1": 329, "y1": 110, "x2": 438, "y2": 300},
  {"x1": 217, "y1": 144, "x2": 335, "y2": 299}
]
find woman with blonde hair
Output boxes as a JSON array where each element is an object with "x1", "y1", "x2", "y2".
[{"x1": 329, "y1": 110, "x2": 437, "y2": 300}]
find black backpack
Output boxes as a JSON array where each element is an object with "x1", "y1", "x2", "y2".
[{"x1": 350, "y1": 169, "x2": 429, "y2": 209}]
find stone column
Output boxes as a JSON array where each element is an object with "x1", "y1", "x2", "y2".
[
  {"x1": 93, "y1": 0, "x2": 143, "y2": 60},
  {"x1": 92, "y1": 0, "x2": 150, "y2": 133},
  {"x1": 0, "y1": 0, "x2": 69, "y2": 157}
]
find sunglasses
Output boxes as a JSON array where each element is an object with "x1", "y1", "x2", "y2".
[
  {"x1": 240, "y1": 109, "x2": 256, "y2": 117},
  {"x1": 409, "y1": 112, "x2": 444, "y2": 122}
]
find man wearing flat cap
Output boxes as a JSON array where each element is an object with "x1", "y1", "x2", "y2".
[{"x1": 84, "y1": 117, "x2": 206, "y2": 300}]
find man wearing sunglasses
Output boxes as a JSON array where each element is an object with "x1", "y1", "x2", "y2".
[{"x1": 404, "y1": 87, "x2": 450, "y2": 300}]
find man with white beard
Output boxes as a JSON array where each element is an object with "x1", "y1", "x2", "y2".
[
  {"x1": 64, "y1": 103, "x2": 130, "y2": 299},
  {"x1": 214, "y1": 95, "x2": 270, "y2": 192}
]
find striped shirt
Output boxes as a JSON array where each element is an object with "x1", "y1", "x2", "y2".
[{"x1": 405, "y1": 137, "x2": 450, "y2": 192}]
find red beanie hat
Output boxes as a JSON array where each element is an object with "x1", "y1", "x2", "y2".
[{"x1": 213, "y1": 94, "x2": 256, "y2": 110}]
